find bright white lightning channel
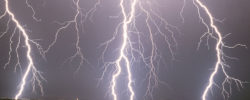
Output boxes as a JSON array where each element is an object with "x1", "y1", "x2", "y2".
[
  {"x1": 107, "y1": 0, "x2": 179, "y2": 99},
  {"x1": 111, "y1": 0, "x2": 137, "y2": 100},
  {"x1": 97, "y1": 0, "x2": 179, "y2": 99},
  {"x1": 1, "y1": 0, "x2": 45, "y2": 99},
  {"x1": 193, "y1": 0, "x2": 247, "y2": 100}
]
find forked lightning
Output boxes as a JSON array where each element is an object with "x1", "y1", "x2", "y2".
[
  {"x1": 1, "y1": 0, "x2": 45, "y2": 99},
  {"x1": 0, "y1": 0, "x2": 248, "y2": 100},
  {"x1": 99, "y1": 0, "x2": 178, "y2": 100},
  {"x1": 193, "y1": 0, "x2": 247, "y2": 100}
]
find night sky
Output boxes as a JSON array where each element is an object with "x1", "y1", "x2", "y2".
[{"x1": 0, "y1": 0, "x2": 250, "y2": 100}]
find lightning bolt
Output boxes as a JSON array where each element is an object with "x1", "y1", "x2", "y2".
[
  {"x1": 1, "y1": 0, "x2": 87, "y2": 99},
  {"x1": 1, "y1": 0, "x2": 248, "y2": 100},
  {"x1": 193, "y1": 0, "x2": 248, "y2": 100},
  {"x1": 38, "y1": 0, "x2": 88, "y2": 72},
  {"x1": 2, "y1": 0, "x2": 90, "y2": 99},
  {"x1": 111, "y1": 0, "x2": 137, "y2": 100},
  {"x1": 0, "y1": 0, "x2": 45, "y2": 99},
  {"x1": 1, "y1": 0, "x2": 179, "y2": 99},
  {"x1": 98, "y1": 0, "x2": 178, "y2": 100},
  {"x1": 62, "y1": 0, "x2": 88, "y2": 72}
]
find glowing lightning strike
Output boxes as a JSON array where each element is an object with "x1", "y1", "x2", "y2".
[
  {"x1": 3, "y1": 0, "x2": 248, "y2": 100},
  {"x1": 1, "y1": 0, "x2": 45, "y2": 100},
  {"x1": 98, "y1": 0, "x2": 179, "y2": 99},
  {"x1": 193, "y1": 0, "x2": 247, "y2": 100},
  {"x1": 111, "y1": 0, "x2": 137, "y2": 100},
  {"x1": 1, "y1": 0, "x2": 88, "y2": 99}
]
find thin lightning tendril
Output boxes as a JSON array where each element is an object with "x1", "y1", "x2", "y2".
[
  {"x1": 25, "y1": 0, "x2": 41, "y2": 22},
  {"x1": 42, "y1": 0, "x2": 88, "y2": 72},
  {"x1": 139, "y1": 3, "x2": 160, "y2": 99}
]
